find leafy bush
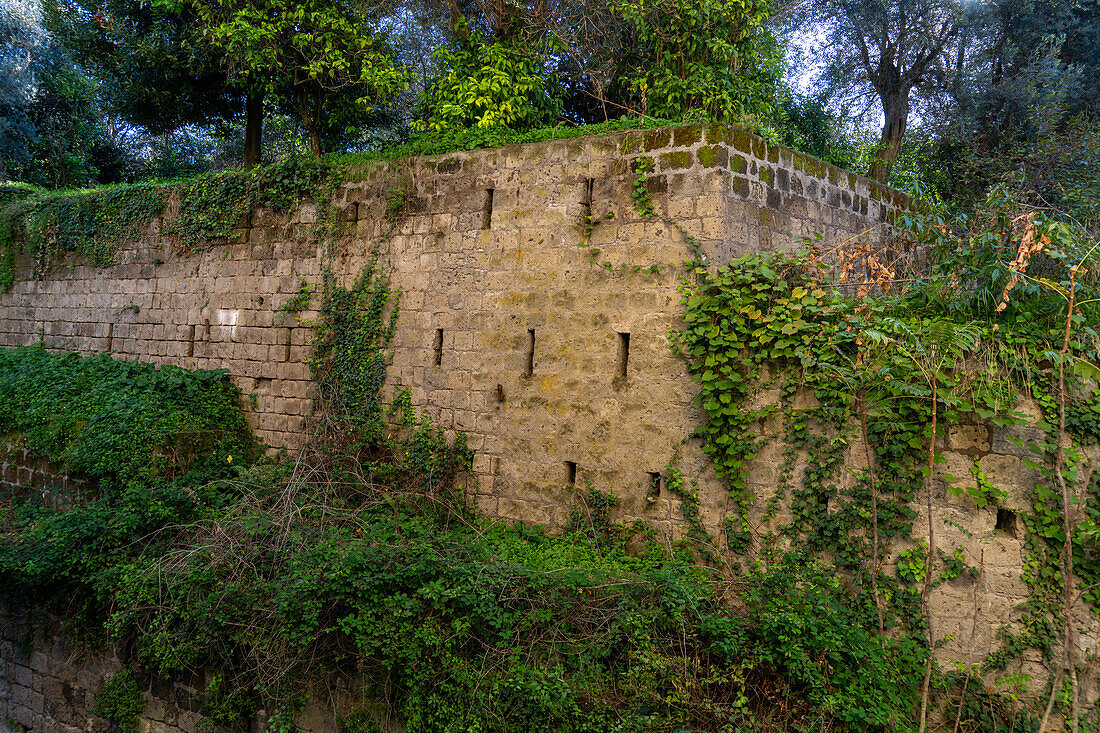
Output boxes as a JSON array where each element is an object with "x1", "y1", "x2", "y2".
[
  {"x1": 416, "y1": 22, "x2": 561, "y2": 132},
  {"x1": 92, "y1": 669, "x2": 146, "y2": 733},
  {"x1": 611, "y1": 0, "x2": 782, "y2": 123},
  {"x1": 0, "y1": 342, "x2": 929, "y2": 731},
  {"x1": 101, "y1": 495, "x2": 926, "y2": 732},
  {"x1": 0, "y1": 475, "x2": 246, "y2": 597},
  {"x1": 0, "y1": 345, "x2": 258, "y2": 486},
  {"x1": 0, "y1": 346, "x2": 260, "y2": 599}
]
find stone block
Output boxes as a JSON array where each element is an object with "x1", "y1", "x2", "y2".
[
  {"x1": 980, "y1": 453, "x2": 1041, "y2": 492},
  {"x1": 947, "y1": 424, "x2": 990, "y2": 453},
  {"x1": 990, "y1": 425, "x2": 1046, "y2": 457}
]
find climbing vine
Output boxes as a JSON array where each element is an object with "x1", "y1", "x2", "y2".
[
  {"x1": 1, "y1": 129, "x2": 1098, "y2": 730},
  {"x1": 668, "y1": 194, "x2": 1100, "y2": 725},
  {"x1": 0, "y1": 157, "x2": 331, "y2": 290},
  {"x1": 92, "y1": 669, "x2": 146, "y2": 733},
  {"x1": 566, "y1": 151, "x2": 1100, "y2": 724}
]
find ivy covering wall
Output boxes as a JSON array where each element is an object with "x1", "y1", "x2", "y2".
[{"x1": 0, "y1": 129, "x2": 1098, "y2": 732}]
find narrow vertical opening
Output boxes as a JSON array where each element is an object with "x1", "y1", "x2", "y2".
[
  {"x1": 106, "y1": 323, "x2": 113, "y2": 352},
  {"x1": 283, "y1": 328, "x2": 292, "y2": 362},
  {"x1": 646, "y1": 472, "x2": 662, "y2": 505},
  {"x1": 187, "y1": 325, "x2": 196, "y2": 357},
  {"x1": 581, "y1": 178, "x2": 594, "y2": 224},
  {"x1": 565, "y1": 461, "x2": 577, "y2": 486},
  {"x1": 482, "y1": 188, "x2": 494, "y2": 230},
  {"x1": 434, "y1": 328, "x2": 444, "y2": 366},
  {"x1": 203, "y1": 318, "x2": 211, "y2": 339},
  {"x1": 616, "y1": 332, "x2": 630, "y2": 378},
  {"x1": 525, "y1": 329, "x2": 535, "y2": 376},
  {"x1": 996, "y1": 508, "x2": 1018, "y2": 538}
]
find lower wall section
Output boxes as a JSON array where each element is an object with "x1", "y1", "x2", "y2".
[
  {"x1": 0, "y1": 608, "x2": 374, "y2": 733},
  {"x1": 0, "y1": 440, "x2": 89, "y2": 500}
]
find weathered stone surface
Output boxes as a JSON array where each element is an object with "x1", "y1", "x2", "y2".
[{"x1": 1, "y1": 124, "x2": 1090, "y2": 722}]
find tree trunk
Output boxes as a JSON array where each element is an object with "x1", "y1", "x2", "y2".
[
  {"x1": 860, "y1": 391, "x2": 885, "y2": 636},
  {"x1": 1057, "y1": 271, "x2": 1080, "y2": 733},
  {"x1": 867, "y1": 91, "x2": 910, "y2": 184},
  {"x1": 244, "y1": 90, "x2": 264, "y2": 168},
  {"x1": 299, "y1": 91, "x2": 324, "y2": 158},
  {"x1": 918, "y1": 378, "x2": 938, "y2": 733}
]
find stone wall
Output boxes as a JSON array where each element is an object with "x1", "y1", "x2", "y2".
[
  {"x1": 740, "y1": 391, "x2": 1100, "y2": 709},
  {"x1": 0, "y1": 440, "x2": 90, "y2": 500},
  {"x1": 0, "y1": 606, "x2": 368, "y2": 733},
  {"x1": 0, "y1": 123, "x2": 910, "y2": 519},
  {"x1": 4, "y1": 123, "x2": 1097, "y2": 718}
]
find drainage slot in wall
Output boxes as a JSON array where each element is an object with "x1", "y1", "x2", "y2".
[
  {"x1": 482, "y1": 189, "x2": 494, "y2": 230},
  {"x1": 616, "y1": 332, "x2": 630, "y2": 378},
  {"x1": 187, "y1": 325, "x2": 196, "y2": 357},
  {"x1": 284, "y1": 327, "x2": 293, "y2": 362},
  {"x1": 565, "y1": 461, "x2": 577, "y2": 486},
  {"x1": 581, "y1": 178, "x2": 594, "y2": 222},
  {"x1": 204, "y1": 318, "x2": 211, "y2": 339},
  {"x1": 525, "y1": 329, "x2": 535, "y2": 376},
  {"x1": 646, "y1": 472, "x2": 662, "y2": 505},
  {"x1": 106, "y1": 323, "x2": 113, "y2": 352},
  {"x1": 996, "y1": 508, "x2": 1018, "y2": 537},
  {"x1": 434, "y1": 328, "x2": 444, "y2": 366}
]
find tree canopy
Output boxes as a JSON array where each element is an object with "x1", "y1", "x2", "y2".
[{"x1": 0, "y1": 0, "x2": 1095, "y2": 240}]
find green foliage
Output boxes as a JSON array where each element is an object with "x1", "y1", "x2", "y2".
[
  {"x1": 611, "y1": 0, "x2": 782, "y2": 123},
  {"x1": 48, "y1": 0, "x2": 238, "y2": 139},
  {"x1": 416, "y1": 23, "x2": 560, "y2": 132},
  {"x1": 275, "y1": 280, "x2": 318, "y2": 321},
  {"x1": 0, "y1": 181, "x2": 166, "y2": 286},
  {"x1": 675, "y1": 253, "x2": 866, "y2": 550},
  {"x1": 92, "y1": 669, "x2": 146, "y2": 733},
  {"x1": 629, "y1": 156, "x2": 656, "y2": 218},
  {"x1": 896, "y1": 546, "x2": 928, "y2": 585},
  {"x1": 938, "y1": 546, "x2": 977, "y2": 582},
  {"x1": 310, "y1": 257, "x2": 399, "y2": 445},
  {"x1": 663, "y1": 461, "x2": 719, "y2": 562},
  {"x1": 1, "y1": 31, "x2": 113, "y2": 189},
  {"x1": 564, "y1": 483, "x2": 620, "y2": 547},
  {"x1": 946, "y1": 460, "x2": 1008, "y2": 509},
  {"x1": 674, "y1": 216, "x2": 1098, "y2": 565},
  {"x1": 338, "y1": 117, "x2": 678, "y2": 166},
  {"x1": 899, "y1": 185, "x2": 1100, "y2": 324},
  {"x1": 0, "y1": 346, "x2": 259, "y2": 604},
  {"x1": 163, "y1": 0, "x2": 409, "y2": 154},
  {"x1": 98, "y1": 498, "x2": 925, "y2": 732},
  {"x1": 0, "y1": 345, "x2": 257, "y2": 487},
  {"x1": 0, "y1": 182, "x2": 38, "y2": 208},
  {"x1": 165, "y1": 155, "x2": 332, "y2": 248},
  {"x1": 663, "y1": 188, "x2": 1100, "y2": 717},
  {"x1": 0, "y1": 156, "x2": 332, "y2": 289}
]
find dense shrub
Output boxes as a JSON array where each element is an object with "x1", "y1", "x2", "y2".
[{"x1": 0, "y1": 345, "x2": 258, "y2": 486}]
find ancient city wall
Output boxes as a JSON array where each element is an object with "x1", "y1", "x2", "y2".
[
  {"x1": 0, "y1": 123, "x2": 908, "y2": 521},
  {"x1": 3, "y1": 123, "x2": 1098, "y2": 725}
]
